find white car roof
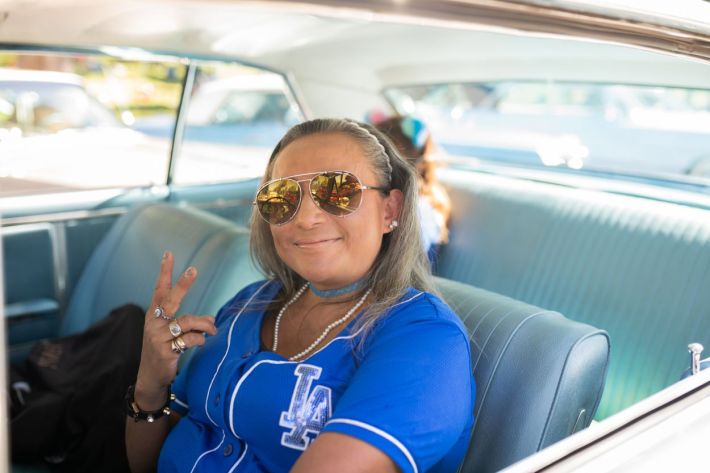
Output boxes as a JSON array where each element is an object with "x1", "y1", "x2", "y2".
[
  {"x1": 0, "y1": 1, "x2": 708, "y2": 118},
  {"x1": 197, "y1": 74, "x2": 287, "y2": 94},
  {"x1": 0, "y1": 1, "x2": 707, "y2": 74}
]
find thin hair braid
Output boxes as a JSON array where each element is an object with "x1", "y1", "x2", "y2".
[{"x1": 345, "y1": 118, "x2": 393, "y2": 181}]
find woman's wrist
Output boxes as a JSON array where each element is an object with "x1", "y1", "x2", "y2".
[
  {"x1": 126, "y1": 384, "x2": 173, "y2": 423},
  {"x1": 134, "y1": 380, "x2": 169, "y2": 411}
]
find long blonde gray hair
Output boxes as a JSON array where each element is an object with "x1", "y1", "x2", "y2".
[{"x1": 250, "y1": 118, "x2": 434, "y2": 340}]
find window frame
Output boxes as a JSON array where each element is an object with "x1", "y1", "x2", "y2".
[{"x1": 0, "y1": 45, "x2": 307, "y2": 206}]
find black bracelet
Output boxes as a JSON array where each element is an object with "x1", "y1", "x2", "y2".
[{"x1": 124, "y1": 384, "x2": 174, "y2": 423}]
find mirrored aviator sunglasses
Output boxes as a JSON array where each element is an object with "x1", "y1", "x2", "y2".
[{"x1": 254, "y1": 171, "x2": 390, "y2": 225}]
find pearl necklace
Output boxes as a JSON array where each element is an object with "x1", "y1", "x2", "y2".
[{"x1": 272, "y1": 283, "x2": 371, "y2": 361}]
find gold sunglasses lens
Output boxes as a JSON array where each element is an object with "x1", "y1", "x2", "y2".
[
  {"x1": 310, "y1": 172, "x2": 363, "y2": 216},
  {"x1": 256, "y1": 179, "x2": 300, "y2": 224}
]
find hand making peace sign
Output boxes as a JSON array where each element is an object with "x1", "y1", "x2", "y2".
[{"x1": 134, "y1": 251, "x2": 217, "y2": 408}]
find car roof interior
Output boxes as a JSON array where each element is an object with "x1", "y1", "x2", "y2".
[{"x1": 1, "y1": 0, "x2": 709, "y2": 120}]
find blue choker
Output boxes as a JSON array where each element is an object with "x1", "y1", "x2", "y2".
[{"x1": 309, "y1": 278, "x2": 368, "y2": 298}]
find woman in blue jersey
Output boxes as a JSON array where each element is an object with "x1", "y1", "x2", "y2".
[{"x1": 125, "y1": 118, "x2": 474, "y2": 473}]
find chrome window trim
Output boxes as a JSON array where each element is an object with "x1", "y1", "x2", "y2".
[
  {"x1": 298, "y1": 0, "x2": 710, "y2": 62},
  {"x1": 167, "y1": 62, "x2": 197, "y2": 186},
  {"x1": 0, "y1": 45, "x2": 307, "y2": 198},
  {"x1": 179, "y1": 198, "x2": 254, "y2": 211},
  {"x1": 53, "y1": 221, "x2": 68, "y2": 313},
  {"x1": 1, "y1": 207, "x2": 128, "y2": 227},
  {"x1": 0, "y1": 217, "x2": 7, "y2": 464}
]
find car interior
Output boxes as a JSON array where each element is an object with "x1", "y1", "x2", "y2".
[{"x1": 2, "y1": 1, "x2": 709, "y2": 472}]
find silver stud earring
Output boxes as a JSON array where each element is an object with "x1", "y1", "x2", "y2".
[{"x1": 388, "y1": 219, "x2": 399, "y2": 230}]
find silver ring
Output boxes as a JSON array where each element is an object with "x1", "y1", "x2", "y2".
[
  {"x1": 153, "y1": 305, "x2": 174, "y2": 321},
  {"x1": 171, "y1": 337, "x2": 186, "y2": 354},
  {"x1": 168, "y1": 320, "x2": 183, "y2": 338}
]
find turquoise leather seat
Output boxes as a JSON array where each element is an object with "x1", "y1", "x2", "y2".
[
  {"x1": 434, "y1": 277, "x2": 609, "y2": 473},
  {"x1": 437, "y1": 171, "x2": 710, "y2": 418},
  {"x1": 61, "y1": 203, "x2": 263, "y2": 337}
]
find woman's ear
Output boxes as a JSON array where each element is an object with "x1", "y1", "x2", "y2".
[{"x1": 383, "y1": 189, "x2": 404, "y2": 233}]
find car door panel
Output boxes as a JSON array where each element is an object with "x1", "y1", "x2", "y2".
[
  {"x1": 3, "y1": 202, "x2": 150, "y2": 355},
  {"x1": 2, "y1": 179, "x2": 260, "y2": 358},
  {"x1": 3, "y1": 215, "x2": 125, "y2": 358},
  {"x1": 3, "y1": 224, "x2": 61, "y2": 361}
]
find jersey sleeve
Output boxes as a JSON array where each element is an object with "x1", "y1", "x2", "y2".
[{"x1": 322, "y1": 296, "x2": 475, "y2": 473}]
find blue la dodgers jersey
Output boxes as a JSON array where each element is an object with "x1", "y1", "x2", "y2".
[{"x1": 159, "y1": 280, "x2": 475, "y2": 473}]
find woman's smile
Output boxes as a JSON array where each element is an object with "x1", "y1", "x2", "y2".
[{"x1": 293, "y1": 237, "x2": 342, "y2": 249}]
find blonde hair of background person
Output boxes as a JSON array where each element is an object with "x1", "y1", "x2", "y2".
[
  {"x1": 126, "y1": 118, "x2": 474, "y2": 473},
  {"x1": 374, "y1": 115, "x2": 451, "y2": 247}
]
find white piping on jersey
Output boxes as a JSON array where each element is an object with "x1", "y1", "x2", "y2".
[
  {"x1": 227, "y1": 289, "x2": 425, "y2": 439},
  {"x1": 204, "y1": 280, "x2": 272, "y2": 427},
  {"x1": 173, "y1": 396, "x2": 188, "y2": 410},
  {"x1": 227, "y1": 443, "x2": 249, "y2": 473},
  {"x1": 384, "y1": 291, "x2": 423, "y2": 309},
  {"x1": 189, "y1": 430, "x2": 225, "y2": 473},
  {"x1": 227, "y1": 323, "x2": 371, "y2": 439},
  {"x1": 229, "y1": 359, "x2": 282, "y2": 438},
  {"x1": 325, "y1": 418, "x2": 418, "y2": 473}
]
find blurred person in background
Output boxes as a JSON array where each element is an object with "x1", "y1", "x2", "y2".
[{"x1": 374, "y1": 115, "x2": 451, "y2": 270}]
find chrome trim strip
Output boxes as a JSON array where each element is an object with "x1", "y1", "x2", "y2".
[
  {"x1": 53, "y1": 221, "x2": 68, "y2": 312},
  {"x1": 298, "y1": 0, "x2": 710, "y2": 61},
  {"x1": 0, "y1": 192, "x2": 6, "y2": 466},
  {"x1": 0, "y1": 222, "x2": 54, "y2": 236},
  {"x1": 284, "y1": 70, "x2": 310, "y2": 120},
  {"x1": 1, "y1": 207, "x2": 127, "y2": 227},
  {"x1": 183, "y1": 198, "x2": 254, "y2": 211},
  {"x1": 168, "y1": 62, "x2": 197, "y2": 186}
]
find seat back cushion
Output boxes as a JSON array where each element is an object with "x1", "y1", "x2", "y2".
[
  {"x1": 437, "y1": 171, "x2": 710, "y2": 418},
  {"x1": 62, "y1": 203, "x2": 263, "y2": 336},
  {"x1": 434, "y1": 277, "x2": 610, "y2": 473}
]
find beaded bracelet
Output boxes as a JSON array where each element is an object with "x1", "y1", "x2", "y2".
[{"x1": 124, "y1": 384, "x2": 174, "y2": 423}]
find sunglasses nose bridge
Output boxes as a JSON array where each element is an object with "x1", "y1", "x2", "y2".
[{"x1": 290, "y1": 181, "x2": 327, "y2": 225}]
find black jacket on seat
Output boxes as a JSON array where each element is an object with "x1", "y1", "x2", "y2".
[{"x1": 11, "y1": 304, "x2": 144, "y2": 473}]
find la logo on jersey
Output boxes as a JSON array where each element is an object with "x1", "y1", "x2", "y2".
[{"x1": 279, "y1": 364, "x2": 333, "y2": 450}]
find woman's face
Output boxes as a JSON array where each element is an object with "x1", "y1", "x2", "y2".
[{"x1": 269, "y1": 132, "x2": 402, "y2": 290}]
